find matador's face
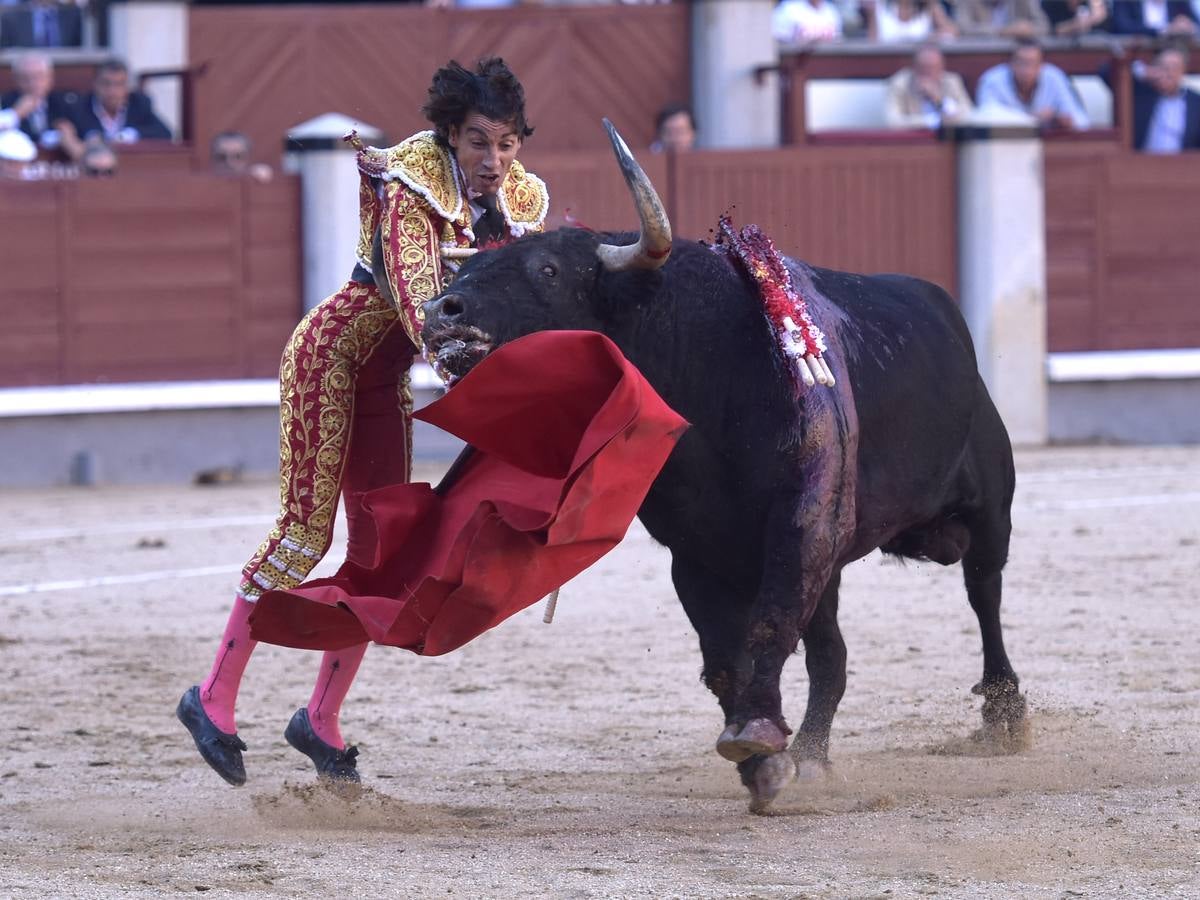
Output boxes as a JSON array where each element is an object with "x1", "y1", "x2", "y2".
[{"x1": 448, "y1": 113, "x2": 521, "y2": 200}]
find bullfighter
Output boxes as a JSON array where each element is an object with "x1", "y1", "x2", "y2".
[{"x1": 177, "y1": 57, "x2": 549, "y2": 789}]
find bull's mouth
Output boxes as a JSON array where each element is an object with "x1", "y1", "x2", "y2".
[{"x1": 424, "y1": 324, "x2": 495, "y2": 384}]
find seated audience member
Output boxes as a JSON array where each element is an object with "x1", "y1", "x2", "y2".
[
  {"x1": 954, "y1": 0, "x2": 1049, "y2": 37},
  {"x1": 72, "y1": 58, "x2": 172, "y2": 144},
  {"x1": 80, "y1": 141, "x2": 118, "y2": 177},
  {"x1": 1110, "y1": 0, "x2": 1196, "y2": 37},
  {"x1": 210, "y1": 130, "x2": 274, "y2": 181},
  {"x1": 976, "y1": 38, "x2": 1089, "y2": 129},
  {"x1": 0, "y1": 0, "x2": 83, "y2": 48},
  {"x1": 0, "y1": 52, "x2": 81, "y2": 157},
  {"x1": 650, "y1": 104, "x2": 697, "y2": 153},
  {"x1": 1042, "y1": 0, "x2": 1108, "y2": 36},
  {"x1": 773, "y1": 0, "x2": 844, "y2": 44},
  {"x1": 1131, "y1": 46, "x2": 1200, "y2": 152},
  {"x1": 885, "y1": 43, "x2": 974, "y2": 128},
  {"x1": 865, "y1": 0, "x2": 957, "y2": 42}
]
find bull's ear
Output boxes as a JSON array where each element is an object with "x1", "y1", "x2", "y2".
[{"x1": 370, "y1": 226, "x2": 397, "y2": 309}]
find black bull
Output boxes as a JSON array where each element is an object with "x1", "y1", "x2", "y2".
[{"x1": 411, "y1": 127, "x2": 1026, "y2": 812}]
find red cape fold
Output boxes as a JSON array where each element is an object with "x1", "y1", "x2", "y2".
[{"x1": 249, "y1": 330, "x2": 688, "y2": 656}]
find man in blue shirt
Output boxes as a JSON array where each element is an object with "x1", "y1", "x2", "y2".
[
  {"x1": 1134, "y1": 47, "x2": 1200, "y2": 153},
  {"x1": 976, "y1": 38, "x2": 1089, "y2": 130}
]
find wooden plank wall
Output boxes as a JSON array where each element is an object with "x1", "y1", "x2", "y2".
[
  {"x1": 673, "y1": 144, "x2": 958, "y2": 294},
  {"x1": 5, "y1": 142, "x2": 1197, "y2": 391},
  {"x1": 528, "y1": 142, "x2": 958, "y2": 294},
  {"x1": 1045, "y1": 144, "x2": 1200, "y2": 352},
  {"x1": 0, "y1": 175, "x2": 300, "y2": 387},
  {"x1": 188, "y1": 3, "x2": 690, "y2": 166}
]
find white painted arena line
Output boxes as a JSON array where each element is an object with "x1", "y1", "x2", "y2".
[
  {"x1": 5, "y1": 514, "x2": 274, "y2": 544},
  {"x1": 1027, "y1": 491, "x2": 1200, "y2": 512},
  {"x1": 0, "y1": 564, "x2": 243, "y2": 597},
  {"x1": 1019, "y1": 465, "x2": 1194, "y2": 485}
]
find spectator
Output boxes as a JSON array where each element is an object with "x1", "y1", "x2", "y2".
[
  {"x1": 773, "y1": 0, "x2": 843, "y2": 44},
  {"x1": 1110, "y1": 0, "x2": 1196, "y2": 37},
  {"x1": 976, "y1": 39, "x2": 1089, "y2": 129},
  {"x1": 210, "y1": 130, "x2": 274, "y2": 181},
  {"x1": 71, "y1": 58, "x2": 173, "y2": 144},
  {"x1": 80, "y1": 141, "x2": 117, "y2": 177},
  {"x1": 885, "y1": 43, "x2": 974, "y2": 128},
  {"x1": 0, "y1": 51, "x2": 81, "y2": 157},
  {"x1": 1132, "y1": 47, "x2": 1200, "y2": 152},
  {"x1": 864, "y1": 0, "x2": 957, "y2": 42},
  {"x1": 651, "y1": 104, "x2": 696, "y2": 153},
  {"x1": 0, "y1": 1, "x2": 83, "y2": 49},
  {"x1": 1042, "y1": 0, "x2": 1108, "y2": 36},
  {"x1": 954, "y1": 0, "x2": 1049, "y2": 38}
]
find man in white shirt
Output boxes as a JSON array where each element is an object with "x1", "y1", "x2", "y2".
[{"x1": 976, "y1": 39, "x2": 1089, "y2": 131}]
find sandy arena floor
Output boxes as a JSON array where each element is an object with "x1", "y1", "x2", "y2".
[{"x1": 0, "y1": 444, "x2": 1197, "y2": 898}]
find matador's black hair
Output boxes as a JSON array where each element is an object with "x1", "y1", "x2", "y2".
[{"x1": 423, "y1": 57, "x2": 534, "y2": 147}]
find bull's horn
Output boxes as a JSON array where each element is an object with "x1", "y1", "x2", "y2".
[{"x1": 596, "y1": 118, "x2": 672, "y2": 272}]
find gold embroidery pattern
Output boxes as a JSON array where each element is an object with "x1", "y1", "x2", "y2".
[
  {"x1": 500, "y1": 160, "x2": 549, "y2": 231},
  {"x1": 383, "y1": 131, "x2": 461, "y2": 221},
  {"x1": 381, "y1": 183, "x2": 444, "y2": 350},
  {"x1": 354, "y1": 173, "x2": 383, "y2": 268},
  {"x1": 239, "y1": 282, "x2": 401, "y2": 599}
]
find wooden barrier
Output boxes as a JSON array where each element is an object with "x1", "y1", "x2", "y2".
[
  {"x1": 0, "y1": 173, "x2": 300, "y2": 388},
  {"x1": 2, "y1": 139, "x2": 1196, "y2": 391},
  {"x1": 188, "y1": 3, "x2": 690, "y2": 168},
  {"x1": 1044, "y1": 142, "x2": 1200, "y2": 352}
]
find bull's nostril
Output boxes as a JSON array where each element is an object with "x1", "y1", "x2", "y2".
[{"x1": 441, "y1": 295, "x2": 465, "y2": 319}]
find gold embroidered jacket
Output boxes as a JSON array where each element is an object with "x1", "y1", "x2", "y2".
[{"x1": 354, "y1": 130, "x2": 549, "y2": 349}]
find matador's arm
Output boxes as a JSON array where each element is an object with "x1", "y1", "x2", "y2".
[{"x1": 375, "y1": 181, "x2": 444, "y2": 352}]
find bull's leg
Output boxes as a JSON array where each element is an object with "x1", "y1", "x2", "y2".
[
  {"x1": 731, "y1": 572, "x2": 846, "y2": 811},
  {"x1": 716, "y1": 489, "x2": 839, "y2": 762},
  {"x1": 671, "y1": 556, "x2": 751, "y2": 725},
  {"x1": 789, "y1": 571, "x2": 846, "y2": 772},
  {"x1": 963, "y1": 505, "x2": 1027, "y2": 747}
]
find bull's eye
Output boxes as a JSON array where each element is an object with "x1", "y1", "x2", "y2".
[{"x1": 540, "y1": 264, "x2": 557, "y2": 278}]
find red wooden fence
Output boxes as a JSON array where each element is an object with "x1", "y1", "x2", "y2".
[
  {"x1": 0, "y1": 174, "x2": 300, "y2": 387},
  {"x1": 188, "y1": 3, "x2": 690, "y2": 167},
  {"x1": 1044, "y1": 142, "x2": 1200, "y2": 352}
]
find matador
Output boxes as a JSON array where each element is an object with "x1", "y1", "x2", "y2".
[{"x1": 177, "y1": 58, "x2": 548, "y2": 788}]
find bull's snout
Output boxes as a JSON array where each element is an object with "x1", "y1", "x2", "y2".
[{"x1": 424, "y1": 293, "x2": 466, "y2": 326}]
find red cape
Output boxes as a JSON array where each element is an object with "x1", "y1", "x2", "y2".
[{"x1": 249, "y1": 330, "x2": 687, "y2": 655}]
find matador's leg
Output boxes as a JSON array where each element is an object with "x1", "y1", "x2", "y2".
[
  {"x1": 180, "y1": 282, "x2": 399, "y2": 786},
  {"x1": 301, "y1": 325, "x2": 417, "y2": 752}
]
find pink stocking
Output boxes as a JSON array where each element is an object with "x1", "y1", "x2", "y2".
[
  {"x1": 307, "y1": 642, "x2": 369, "y2": 749},
  {"x1": 199, "y1": 597, "x2": 258, "y2": 734}
]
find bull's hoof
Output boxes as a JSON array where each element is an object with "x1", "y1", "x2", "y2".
[
  {"x1": 716, "y1": 718, "x2": 789, "y2": 763},
  {"x1": 971, "y1": 679, "x2": 1031, "y2": 753},
  {"x1": 793, "y1": 757, "x2": 831, "y2": 783},
  {"x1": 747, "y1": 752, "x2": 796, "y2": 814}
]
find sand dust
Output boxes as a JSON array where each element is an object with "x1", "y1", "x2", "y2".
[{"x1": 0, "y1": 445, "x2": 1197, "y2": 898}]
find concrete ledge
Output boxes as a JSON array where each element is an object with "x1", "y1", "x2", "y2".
[
  {"x1": 1047, "y1": 349, "x2": 1200, "y2": 445},
  {"x1": 1047, "y1": 348, "x2": 1200, "y2": 382},
  {"x1": 0, "y1": 364, "x2": 447, "y2": 418},
  {"x1": 0, "y1": 364, "x2": 459, "y2": 487},
  {"x1": 4, "y1": 351, "x2": 1195, "y2": 485}
]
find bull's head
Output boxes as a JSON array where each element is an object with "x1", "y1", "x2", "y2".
[{"x1": 422, "y1": 119, "x2": 672, "y2": 381}]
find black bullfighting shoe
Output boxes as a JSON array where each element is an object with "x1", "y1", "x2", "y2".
[
  {"x1": 284, "y1": 708, "x2": 361, "y2": 785},
  {"x1": 176, "y1": 685, "x2": 248, "y2": 786}
]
